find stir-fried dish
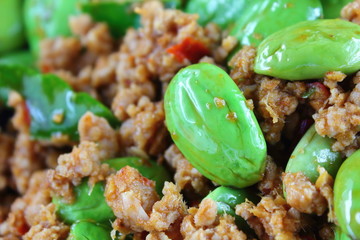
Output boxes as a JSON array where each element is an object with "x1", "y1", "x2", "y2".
[{"x1": 1, "y1": 0, "x2": 360, "y2": 239}]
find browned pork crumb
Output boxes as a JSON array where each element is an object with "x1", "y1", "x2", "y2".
[
  {"x1": 10, "y1": 133, "x2": 43, "y2": 195},
  {"x1": 119, "y1": 97, "x2": 170, "y2": 157},
  {"x1": 181, "y1": 199, "x2": 247, "y2": 240},
  {"x1": 282, "y1": 172, "x2": 327, "y2": 216},
  {"x1": 342, "y1": 0, "x2": 360, "y2": 24},
  {"x1": 319, "y1": 224, "x2": 335, "y2": 240},
  {"x1": 0, "y1": 171, "x2": 51, "y2": 238},
  {"x1": 258, "y1": 78, "x2": 301, "y2": 144},
  {"x1": 236, "y1": 195, "x2": 301, "y2": 240},
  {"x1": 0, "y1": 134, "x2": 14, "y2": 191},
  {"x1": 258, "y1": 156, "x2": 283, "y2": 196},
  {"x1": 164, "y1": 144, "x2": 211, "y2": 196},
  {"x1": 146, "y1": 182, "x2": 187, "y2": 232},
  {"x1": 229, "y1": 46, "x2": 256, "y2": 84},
  {"x1": 283, "y1": 167, "x2": 335, "y2": 222},
  {"x1": 23, "y1": 203, "x2": 69, "y2": 240},
  {"x1": 39, "y1": 38, "x2": 82, "y2": 72},
  {"x1": 112, "y1": 1, "x2": 222, "y2": 121},
  {"x1": 105, "y1": 166, "x2": 160, "y2": 233},
  {"x1": 314, "y1": 76, "x2": 360, "y2": 151},
  {"x1": 47, "y1": 141, "x2": 112, "y2": 203},
  {"x1": 79, "y1": 112, "x2": 119, "y2": 159}
]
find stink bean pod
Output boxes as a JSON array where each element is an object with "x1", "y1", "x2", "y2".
[
  {"x1": 205, "y1": 186, "x2": 259, "y2": 234},
  {"x1": 285, "y1": 125, "x2": 343, "y2": 182},
  {"x1": 164, "y1": 63, "x2": 267, "y2": 188},
  {"x1": 229, "y1": 0, "x2": 323, "y2": 48},
  {"x1": 255, "y1": 19, "x2": 360, "y2": 80},
  {"x1": 334, "y1": 150, "x2": 360, "y2": 239}
]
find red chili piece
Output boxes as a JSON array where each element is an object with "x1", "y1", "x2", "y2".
[{"x1": 166, "y1": 37, "x2": 210, "y2": 63}]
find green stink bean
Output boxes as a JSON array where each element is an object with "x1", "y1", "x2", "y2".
[
  {"x1": 285, "y1": 125, "x2": 343, "y2": 183},
  {"x1": 205, "y1": 186, "x2": 259, "y2": 233},
  {"x1": 321, "y1": 0, "x2": 353, "y2": 19},
  {"x1": 229, "y1": 0, "x2": 323, "y2": 48},
  {"x1": 0, "y1": 0, "x2": 25, "y2": 55},
  {"x1": 54, "y1": 157, "x2": 170, "y2": 224},
  {"x1": 334, "y1": 149, "x2": 360, "y2": 239},
  {"x1": 254, "y1": 19, "x2": 360, "y2": 81},
  {"x1": 185, "y1": 0, "x2": 247, "y2": 29},
  {"x1": 164, "y1": 63, "x2": 267, "y2": 188},
  {"x1": 334, "y1": 226, "x2": 352, "y2": 240},
  {"x1": 24, "y1": 0, "x2": 83, "y2": 55},
  {"x1": 68, "y1": 221, "x2": 112, "y2": 240}
]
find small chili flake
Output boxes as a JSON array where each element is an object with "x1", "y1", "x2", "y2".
[
  {"x1": 166, "y1": 37, "x2": 211, "y2": 63},
  {"x1": 22, "y1": 101, "x2": 31, "y2": 127}
]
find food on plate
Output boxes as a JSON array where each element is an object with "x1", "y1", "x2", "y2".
[{"x1": 1, "y1": 0, "x2": 360, "y2": 239}]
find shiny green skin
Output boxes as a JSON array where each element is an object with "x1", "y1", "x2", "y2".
[
  {"x1": 229, "y1": 0, "x2": 323, "y2": 48},
  {"x1": 255, "y1": 19, "x2": 360, "y2": 81},
  {"x1": 334, "y1": 226, "x2": 352, "y2": 240},
  {"x1": 164, "y1": 63, "x2": 267, "y2": 188},
  {"x1": 0, "y1": 65, "x2": 118, "y2": 140},
  {"x1": 185, "y1": 0, "x2": 247, "y2": 29},
  {"x1": 68, "y1": 221, "x2": 112, "y2": 240},
  {"x1": 321, "y1": 0, "x2": 353, "y2": 19},
  {"x1": 334, "y1": 150, "x2": 360, "y2": 239},
  {"x1": 53, "y1": 180, "x2": 115, "y2": 225},
  {"x1": 0, "y1": 0, "x2": 25, "y2": 55},
  {"x1": 80, "y1": 0, "x2": 180, "y2": 38},
  {"x1": 205, "y1": 186, "x2": 259, "y2": 233},
  {"x1": 0, "y1": 52, "x2": 36, "y2": 70},
  {"x1": 285, "y1": 125, "x2": 343, "y2": 183},
  {"x1": 24, "y1": 0, "x2": 84, "y2": 55},
  {"x1": 104, "y1": 157, "x2": 172, "y2": 196},
  {"x1": 54, "y1": 157, "x2": 170, "y2": 224}
]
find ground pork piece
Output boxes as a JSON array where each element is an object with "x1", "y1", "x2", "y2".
[
  {"x1": 229, "y1": 46, "x2": 256, "y2": 84},
  {"x1": 91, "y1": 53, "x2": 118, "y2": 88},
  {"x1": 314, "y1": 77, "x2": 360, "y2": 151},
  {"x1": 112, "y1": 1, "x2": 222, "y2": 121},
  {"x1": 236, "y1": 195, "x2": 302, "y2": 240},
  {"x1": 39, "y1": 37, "x2": 82, "y2": 72},
  {"x1": 164, "y1": 144, "x2": 211, "y2": 196},
  {"x1": 10, "y1": 133, "x2": 43, "y2": 194},
  {"x1": 258, "y1": 156, "x2": 283, "y2": 197},
  {"x1": 119, "y1": 97, "x2": 170, "y2": 157},
  {"x1": 7, "y1": 92, "x2": 30, "y2": 133},
  {"x1": 0, "y1": 134, "x2": 14, "y2": 191},
  {"x1": 105, "y1": 166, "x2": 160, "y2": 233},
  {"x1": 23, "y1": 204, "x2": 69, "y2": 240},
  {"x1": 0, "y1": 171, "x2": 51, "y2": 238},
  {"x1": 258, "y1": 78, "x2": 302, "y2": 144},
  {"x1": 342, "y1": 0, "x2": 360, "y2": 24},
  {"x1": 0, "y1": 194, "x2": 17, "y2": 224},
  {"x1": 70, "y1": 14, "x2": 114, "y2": 56},
  {"x1": 47, "y1": 141, "x2": 112, "y2": 203},
  {"x1": 319, "y1": 224, "x2": 334, "y2": 240},
  {"x1": 78, "y1": 112, "x2": 119, "y2": 159},
  {"x1": 258, "y1": 78, "x2": 299, "y2": 124},
  {"x1": 180, "y1": 199, "x2": 247, "y2": 240},
  {"x1": 282, "y1": 172, "x2": 327, "y2": 216},
  {"x1": 146, "y1": 182, "x2": 187, "y2": 232}
]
